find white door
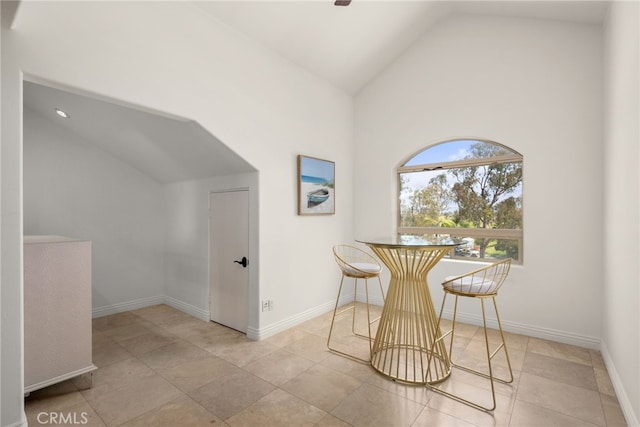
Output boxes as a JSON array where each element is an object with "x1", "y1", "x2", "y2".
[{"x1": 209, "y1": 190, "x2": 249, "y2": 333}]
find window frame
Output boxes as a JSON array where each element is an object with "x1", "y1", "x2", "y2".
[{"x1": 397, "y1": 140, "x2": 523, "y2": 264}]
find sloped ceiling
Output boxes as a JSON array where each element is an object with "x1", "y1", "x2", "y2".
[
  {"x1": 194, "y1": 0, "x2": 609, "y2": 94},
  {"x1": 23, "y1": 81, "x2": 256, "y2": 184},
  {"x1": 21, "y1": 1, "x2": 609, "y2": 183}
]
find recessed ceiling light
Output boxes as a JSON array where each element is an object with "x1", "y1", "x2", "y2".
[{"x1": 54, "y1": 108, "x2": 70, "y2": 119}]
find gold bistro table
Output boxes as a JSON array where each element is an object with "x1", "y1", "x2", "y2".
[{"x1": 357, "y1": 236, "x2": 461, "y2": 385}]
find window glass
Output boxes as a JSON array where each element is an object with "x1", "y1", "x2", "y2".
[{"x1": 398, "y1": 140, "x2": 523, "y2": 263}]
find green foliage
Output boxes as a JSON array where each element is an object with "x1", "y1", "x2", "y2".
[
  {"x1": 401, "y1": 141, "x2": 522, "y2": 259},
  {"x1": 400, "y1": 173, "x2": 452, "y2": 227}
]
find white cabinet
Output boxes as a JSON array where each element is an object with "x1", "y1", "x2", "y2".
[{"x1": 24, "y1": 236, "x2": 97, "y2": 393}]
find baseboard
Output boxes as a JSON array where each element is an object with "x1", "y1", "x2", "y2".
[
  {"x1": 600, "y1": 342, "x2": 640, "y2": 427},
  {"x1": 441, "y1": 309, "x2": 601, "y2": 349},
  {"x1": 247, "y1": 297, "x2": 348, "y2": 341},
  {"x1": 163, "y1": 296, "x2": 209, "y2": 322},
  {"x1": 92, "y1": 295, "x2": 164, "y2": 318},
  {"x1": 356, "y1": 295, "x2": 600, "y2": 349},
  {"x1": 93, "y1": 295, "x2": 600, "y2": 351},
  {"x1": 92, "y1": 295, "x2": 210, "y2": 322}
]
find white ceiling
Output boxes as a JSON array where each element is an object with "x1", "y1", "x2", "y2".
[
  {"x1": 22, "y1": 1, "x2": 609, "y2": 183},
  {"x1": 193, "y1": 0, "x2": 609, "y2": 94},
  {"x1": 23, "y1": 81, "x2": 256, "y2": 184}
]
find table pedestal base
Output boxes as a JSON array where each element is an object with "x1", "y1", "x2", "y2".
[{"x1": 368, "y1": 246, "x2": 452, "y2": 385}]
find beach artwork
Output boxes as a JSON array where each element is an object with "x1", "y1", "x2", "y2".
[{"x1": 297, "y1": 155, "x2": 335, "y2": 215}]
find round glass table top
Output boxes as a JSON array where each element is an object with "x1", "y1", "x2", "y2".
[{"x1": 356, "y1": 235, "x2": 463, "y2": 248}]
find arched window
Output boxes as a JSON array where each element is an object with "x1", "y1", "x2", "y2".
[{"x1": 398, "y1": 139, "x2": 523, "y2": 263}]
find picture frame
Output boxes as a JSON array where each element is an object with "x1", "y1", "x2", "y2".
[{"x1": 297, "y1": 155, "x2": 335, "y2": 215}]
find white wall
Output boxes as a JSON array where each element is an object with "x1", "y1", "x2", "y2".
[
  {"x1": 1, "y1": 2, "x2": 352, "y2": 425},
  {"x1": 163, "y1": 173, "x2": 260, "y2": 329},
  {"x1": 603, "y1": 1, "x2": 640, "y2": 424},
  {"x1": 23, "y1": 107, "x2": 165, "y2": 313},
  {"x1": 355, "y1": 14, "x2": 603, "y2": 345}
]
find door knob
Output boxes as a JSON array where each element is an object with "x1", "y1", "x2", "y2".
[{"x1": 233, "y1": 257, "x2": 248, "y2": 268}]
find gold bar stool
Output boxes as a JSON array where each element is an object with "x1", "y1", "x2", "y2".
[
  {"x1": 327, "y1": 245, "x2": 385, "y2": 363},
  {"x1": 426, "y1": 258, "x2": 514, "y2": 411}
]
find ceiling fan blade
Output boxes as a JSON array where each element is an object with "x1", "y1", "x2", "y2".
[{"x1": 334, "y1": 0, "x2": 351, "y2": 6}]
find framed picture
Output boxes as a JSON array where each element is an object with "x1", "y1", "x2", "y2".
[{"x1": 297, "y1": 155, "x2": 335, "y2": 215}]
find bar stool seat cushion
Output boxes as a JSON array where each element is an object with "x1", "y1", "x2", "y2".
[
  {"x1": 444, "y1": 275, "x2": 497, "y2": 294},
  {"x1": 343, "y1": 262, "x2": 382, "y2": 277}
]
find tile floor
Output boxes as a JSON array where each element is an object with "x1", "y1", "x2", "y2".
[{"x1": 25, "y1": 304, "x2": 627, "y2": 426}]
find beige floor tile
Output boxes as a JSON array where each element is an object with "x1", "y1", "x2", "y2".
[
  {"x1": 411, "y1": 405, "x2": 477, "y2": 426},
  {"x1": 366, "y1": 372, "x2": 432, "y2": 406},
  {"x1": 590, "y1": 349, "x2": 607, "y2": 370},
  {"x1": 91, "y1": 341, "x2": 134, "y2": 368},
  {"x1": 442, "y1": 334, "x2": 474, "y2": 356},
  {"x1": 509, "y1": 399, "x2": 600, "y2": 426},
  {"x1": 331, "y1": 382, "x2": 424, "y2": 427},
  {"x1": 130, "y1": 304, "x2": 176, "y2": 316},
  {"x1": 190, "y1": 327, "x2": 246, "y2": 352},
  {"x1": 314, "y1": 413, "x2": 354, "y2": 427},
  {"x1": 470, "y1": 327, "x2": 530, "y2": 352},
  {"x1": 297, "y1": 311, "x2": 341, "y2": 336},
  {"x1": 429, "y1": 364, "x2": 519, "y2": 403},
  {"x1": 226, "y1": 389, "x2": 327, "y2": 427},
  {"x1": 92, "y1": 312, "x2": 140, "y2": 332},
  {"x1": 133, "y1": 307, "x2": 197, "y2": 329},
  {"x1": 516, "y1": 372, "x2": 605, "y2": 426},
  {"x1": 83, "y1": 374, "x2": 184, "y2": 426},
  {"x1": 120, "y1": 395, "x2": 226, "y2": 427},
  {"x1": 427, "y1": 381, "x2": 514, "y2": 426},
  {"x1": 281, "y1": 364, "x2": 362, "y2": 412},
  {"x1": 208, "y1": 337, "x2": 280, "y2": 367},
  {"x1": 27, "y1": 399, "x2": 106, "y2": 427},
  {"x1": 601, "y1": 393, "x2": 628, "y2": 426},
  {"x1": 456, "y1": 337, "x2": 525, "y2": 373},
  {"x1": 324, "y1": 315, "x2": 361, "y2": 343},
  {"x1": 25, "y1": 305, "x2": 626, "y2": 427},
  {"x1": 526, "y1": 338, "x2": 592, "y2": 366},
  {"x1": 118, "y1": 331, "x2": 178, "y2": 357},
  {"x1": 92, "y1": 329, "x2": 115, "y2": 349},
  {"x1": 184, "y1": 334, "x2": 243, "y2": 353},
  {"x1": 438, "y1": 319, "x2": 480, "y2": 339},
  {"x1": 164, "y1": 317, "x2": 223, "y2": 337},
  {"x1": 84, "y1": 358, "x2": 155, "y2": 394},
  {"x1": 287, "y1": 333, "x2": 333, "y2": 363},
  {"x1": 320, "y1": 353, "x2": 376, "y2": 383},
  {"x1": 25, "y1": 382, "x2": 85, "y2": 417},
  {"x1": 158, "y1": 355, "x2": 233, "y2": 392},
  {"x1": 264, "y1": 326, "x2": 315, "y2": 348},
  {"x1": 522, "y1": 351, "x2": 598, "y2": 391},
  {"x1": 137, "y1": 339, "x2": 210, "y2": 371},
  {"x1": 188, "y1": 366, "x2": 275, "y2": 420},
  {"x1": 103, "y1": 322, "x2": 155, "y2": 343},
  {"x1": 243, "y1": 348, "x2": 315, "y2": 385},
  {"x1": 594, "y1": 367, "x2": 617, "y2": 396},
  {"x1": 328, "y1": 334, "x2": 372, "y2": 362}
]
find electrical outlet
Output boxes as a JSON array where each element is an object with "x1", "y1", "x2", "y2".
[{"x1": 261, "y1": 299, "x2": 274, "y2": 312}]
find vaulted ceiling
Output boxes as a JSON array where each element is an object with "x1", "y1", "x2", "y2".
[
  {"x1": 21, "y1": 1, "x2": 609, "y2": 183},
  {"x1": 194, "y1": 1, "x2": 608, "y2": 94}
]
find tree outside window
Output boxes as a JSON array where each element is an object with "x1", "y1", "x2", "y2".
[{"x1": 398, "y1": 140, "x2": 523, "y2": 263}]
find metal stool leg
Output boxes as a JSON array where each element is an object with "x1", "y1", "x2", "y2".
[
  {"x1": 427, "y1": 293, "x2": 514, "y2": 412},
  {"x1": 327, "y1": 275, "x2": 381, "y2": 363},
  {"x1": 327, "y1": 274, "x2": 348, "y2": 356}
]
